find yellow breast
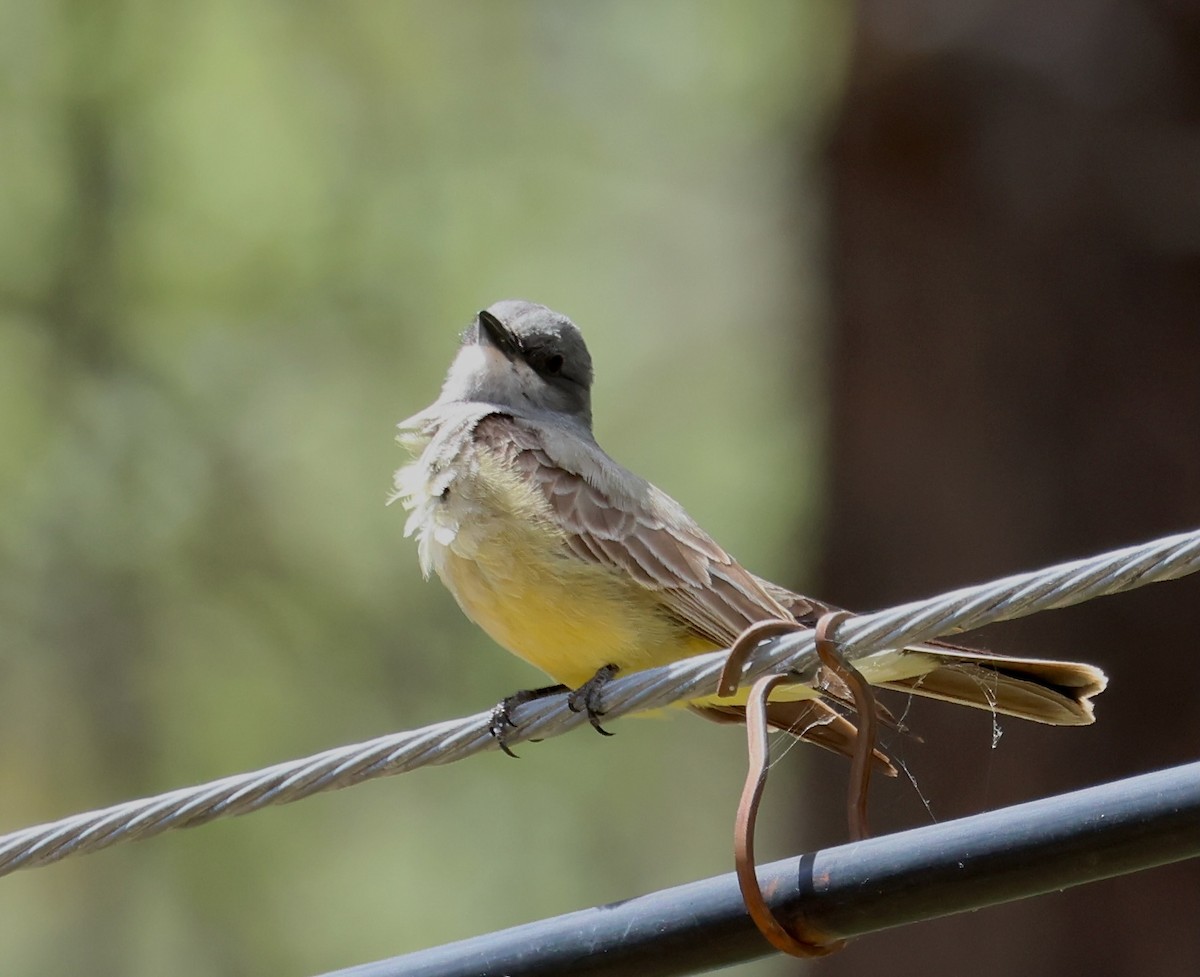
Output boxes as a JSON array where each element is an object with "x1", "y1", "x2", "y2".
[{"x1": 401, "y1": 445, "x2": 712, "y2": 686}]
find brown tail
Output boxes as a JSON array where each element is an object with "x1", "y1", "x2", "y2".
[
  {"x1": 875, "y1": 641, "x2": 1107, "y2": 725},
  {"x1": 754, "y1": 575, "x2": 1107, "y2": 724},
  {"x1": 691, "y1": 644, "x2": 1104, "y2": 775},
  {"x1": 700, "y1": 578, "x2": 1107, "y2": 770}
]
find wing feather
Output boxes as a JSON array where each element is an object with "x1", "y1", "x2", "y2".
[{"x1": 473, "y1": 414, "x2": 792, "y2": 645}]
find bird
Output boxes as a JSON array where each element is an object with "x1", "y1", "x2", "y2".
[{"x1": 392, "y1": 300, "x2": 1106, "y2": 768}]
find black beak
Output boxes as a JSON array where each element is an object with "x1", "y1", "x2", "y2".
[{"x1": 476, "y1": 309, "x2": 522, "y2": 359}]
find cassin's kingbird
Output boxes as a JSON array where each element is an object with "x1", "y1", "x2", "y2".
[{"x1": 393, "y1": 300, "x2": 1106, "y2": 765}]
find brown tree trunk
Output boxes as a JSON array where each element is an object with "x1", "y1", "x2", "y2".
[{"x1": 810, "y1": 3, "x2": 1200, "y2": 974}]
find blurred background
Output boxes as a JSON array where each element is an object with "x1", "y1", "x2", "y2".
[{"x1": 0, "y1": 2, "x2": 1196, "y2": 975}]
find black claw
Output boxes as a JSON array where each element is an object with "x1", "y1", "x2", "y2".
[
  {"x1": 489, "y1": 702, "x2": 522, "y2": 758},
  {"x1": 567, "y1": 664, "x2": 620, "y2": 737},
  {"x1": 488, "y1": 684, "x2": 568, "y2": 758}
]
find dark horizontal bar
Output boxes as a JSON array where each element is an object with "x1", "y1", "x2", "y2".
[{"x1": 318, "y1": 761, "x2": 1200, "y2": 977}]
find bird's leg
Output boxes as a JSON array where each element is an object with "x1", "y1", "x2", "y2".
[
  {"x1": 567, "y1": 663, "x2": 620, "y2": 736},
  {"x1": 489, "y1": 684, "x2": 568, "y2": 758}
]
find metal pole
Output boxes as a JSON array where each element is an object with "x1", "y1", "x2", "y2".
[{"x1": 318, "y1": 761, "x2": 1200, "y2": 977}]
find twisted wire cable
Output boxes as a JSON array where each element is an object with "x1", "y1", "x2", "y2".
[{"x1": 2, "y1": 527, "x2": 1198, "y2": 879}]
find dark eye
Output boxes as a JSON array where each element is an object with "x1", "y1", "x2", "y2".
[{"x1": 544, "y1": 353, "x2": 564, "y2": 375}]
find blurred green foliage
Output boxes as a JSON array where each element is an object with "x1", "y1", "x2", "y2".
[{"x1": 0, "y1": 2, "x2": 849, "y2": 974}]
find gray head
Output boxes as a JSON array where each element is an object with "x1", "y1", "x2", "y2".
[{"x1": 436, "y1": 300, "x2": 595, "y2": 429}]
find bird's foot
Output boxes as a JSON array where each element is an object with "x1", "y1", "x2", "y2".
[
  {"x1": 488, "y1": 684, "x2": 567, "y2": 758},
  {"x1": 567, "y1": 664, "x2": 620, "y2": 736}
]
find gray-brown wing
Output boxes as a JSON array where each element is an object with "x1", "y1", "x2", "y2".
[
  {"x1": 752, "y1": 575, "x2": 837, "y2": 627},
  {"x1": 473, "y1": 414, "x2": 795, "y2": 646}
]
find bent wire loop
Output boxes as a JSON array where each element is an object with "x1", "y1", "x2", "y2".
[{"x1": 721, "y1": 610, "x2": 874, "y2": 956}]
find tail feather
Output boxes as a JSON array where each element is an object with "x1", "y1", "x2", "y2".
[
  {"x1": 695, "y1": 577, "x2": 1107, "y2": 770},
  {"x1": 877, "y1": 642, "x2": 1107, "y2": 726},
  {"x1": 751, "y1": 573, "x2": 1107, "y2": 726}
]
